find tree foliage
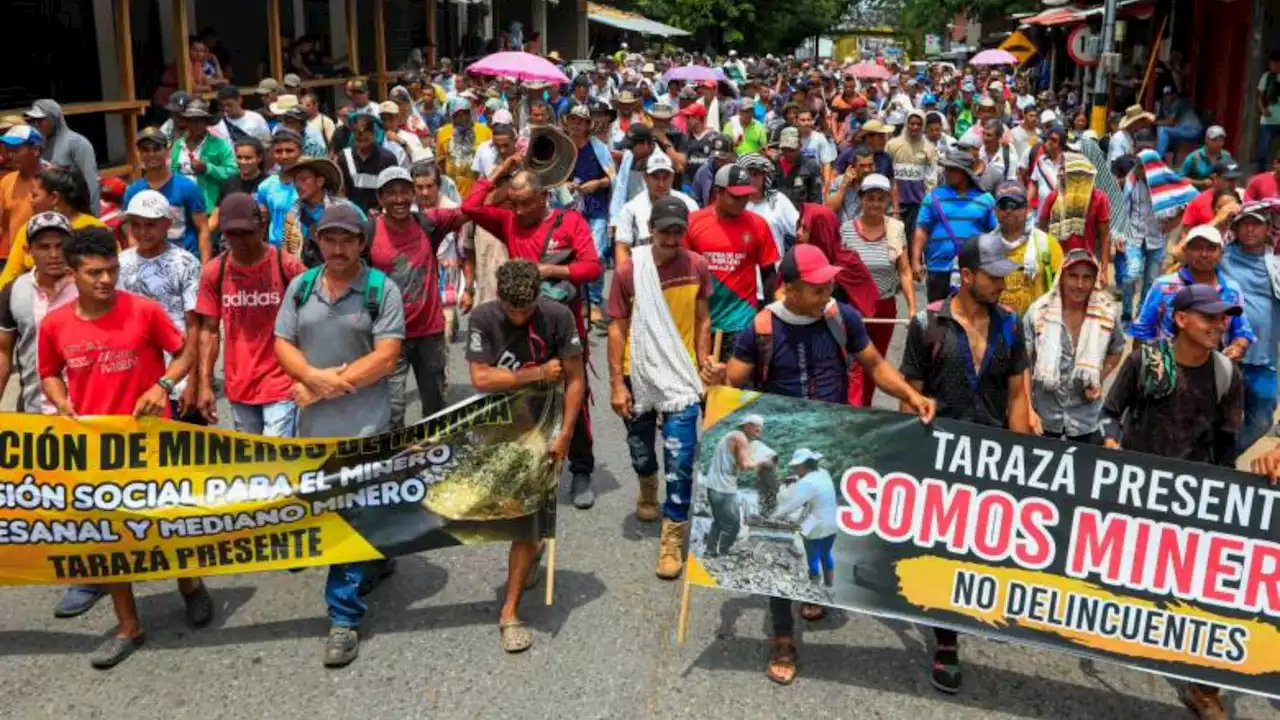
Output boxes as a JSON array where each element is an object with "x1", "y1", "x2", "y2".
[{"x1": 630, "y1": 0, "x2": 852, "y2": 54}]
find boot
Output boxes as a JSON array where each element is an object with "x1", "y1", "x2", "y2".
[
  {"x1": 656, "y1": 519, "x2": 688, "y2": 580},
  {"x1": 636, "y1": 474, "x2": 660, "y2": 522}
]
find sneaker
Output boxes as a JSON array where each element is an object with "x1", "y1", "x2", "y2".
[
  {"x1": 358, "y1": 558, "x2": 397, "y2": 596},
  {"x1": 55, "y1": 585, "x2": 105, "y2": 618},
  {"x1": 930, "y1": 649, "x2": 962, "y2": 694},
  {"x1": 323, "y1": 625, "x2": 360, "y2": 667},
  {"x1": 570, "y1": 473, "x2": 595, "y2": 509},
  {"x1": 182, "y1": 584, "x2": 215, "y2": 628},
  {"x1": 89, "y1": 633, "x2": 145, "y2": 670},
  {"x1": 1181, "y1": 684, "x2": 1227, "y2": 720}
]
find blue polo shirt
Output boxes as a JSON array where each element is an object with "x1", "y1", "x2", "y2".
[
  {"x1": 915, "y1": 186, "x2": 998, "y2": 273},
  {"x1": 1132, "y1": 265, "x2": 1257, "y2": 347},
  {"x1": 256, "y1": 173, "x2": 298, "y2": 248},
  {"x1": 123, "y1": 175, "x2": 206, "y2": 255}
]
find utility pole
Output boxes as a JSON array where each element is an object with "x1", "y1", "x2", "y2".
[{"x1": 1090, "y1": 0, "x2": 1119, "y2": 134}]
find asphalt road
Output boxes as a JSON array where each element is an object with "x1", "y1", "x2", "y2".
[{"x1": 2, "y1": 307, "x2": 1278, "y2": 720}]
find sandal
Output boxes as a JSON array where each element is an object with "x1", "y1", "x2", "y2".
[
  {"x1": 499, "y1": 620, "x2": 534, "y2": 654},
  {"x1": 800, "y1": 603, "x2": 826, "y2": 622},
  {"x1": 765, "y1": 638, "x2": 798, "y2": 685}
]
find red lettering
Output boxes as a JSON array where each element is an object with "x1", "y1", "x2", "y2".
[
  {"x1": 1014, "y1": 499, "x2": 1057, "y2": 568},
  {"x1": 973, "y1": 492, "x2": 1015, "y2": 558},
  {"x1": 917, "y1": 479, "x2": 972, "y2": 551},
  {"x1": 1127, "y1": 520, "x2": 1151, "y2": 587},
  {"x1": 1152, "y1": 524, "x2": 1200, "y2": 597},
  {"x1": 1243, "y1": 540, "x2": 1280, "y2": 615},
  {"x1": 1203, "y1": 535, "x2": 1246, "y2": 606},
  {"x1": 837, "y1": 468, "x2": 879, "y2": 535},
  {"x1": 1069, "y1": 508, "x2": 1129, "y2": 583},
  {"x1": 877, "y1": 474, "x2": 918, "y2": 541}
]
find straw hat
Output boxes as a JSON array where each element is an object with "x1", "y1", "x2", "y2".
[
  {"x1": 1118, "y1": 104, "x2": 1155, "y2": 131},
  {"x1": 284, "y1": 157, "x2": 343, "y2": 194},
  {"x1": 268, "y1": 94, "x2": 301, "y2": 116}
]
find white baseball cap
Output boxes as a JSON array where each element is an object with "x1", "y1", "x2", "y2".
[
  {"x1": 859, "y1": 173, "x2": 891, "y2": 194},
  {"x1": 1185, "y1": 224, "x2": 1224, "y2": 247},
  {"x1": 646, "y1": 151, "x2": 674, "y2": 175},
  {"x1": 125, "y1": 189, "x2": 172, "y2": 220},
  {"x1": 787, "y1": 448, "x2": 824, "y2": 466},
  {"x1": 740, "y1": 413, "x2": 765, "y2": 428}
]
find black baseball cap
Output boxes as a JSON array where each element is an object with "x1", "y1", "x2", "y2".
[
  {"x1": 650, "y1": 196, "x2": 689, "y2": 231},
  {"x1": 216, "y1": 85, "x2": 241, "y2": 100},
  {"x1": 136, "y1": 126, "x2": 168, "y2": 148},
  {"x1": 1212, "y1": 161, "x2": 1242, "y2": 179},
  {"x1": 709, "y1": 133, "x2": 735, "y2": 160},
  {"x1": 1172, "y1": 284, "x2": 1242, "y2": 317},
  {"x1": 626, "y1": 123, "x2": 653, "y2": 143}
]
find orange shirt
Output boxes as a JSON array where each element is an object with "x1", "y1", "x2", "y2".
[{"x1": 0, "y1": 170, "x2": 35, "y2": 259}]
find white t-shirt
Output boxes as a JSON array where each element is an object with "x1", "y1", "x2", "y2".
[
  {"x1": 1008, "y1": 125, "x2": 1036, "y2": 164},
  {"x1": 773, "y1": 468, "x2": 838, "y2": 539},
  {"x1": 747, "y1": 193, "x2": 799, "y2": 259},
  {"x1": 221, "y1": 110, "x2": 272, "y2": 144},
  {"x1": 613, "y1": 189, "x2": 698, "y2": 247},
  {"x1": 802, "y1": 131, "x2": 837, "y2": 165},
  {"x1": 471, "y1": 141, "x2": 501, "y2": 178}
]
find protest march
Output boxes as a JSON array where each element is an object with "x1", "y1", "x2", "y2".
[{"x1": 3, "y1": 2, "x2": 1280, "y2": 717}]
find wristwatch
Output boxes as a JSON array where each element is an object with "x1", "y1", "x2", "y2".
[{"x1": 156, "y1": 378, "x2": 176, "y2": 394}]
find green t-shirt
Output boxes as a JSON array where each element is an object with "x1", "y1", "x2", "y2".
[
  {"x1": 1259, "y1": 72, "x2": 1280, "y2": 126},
  {"x1": 724, "y1": 119, "x2": 767, "y2": 155}
]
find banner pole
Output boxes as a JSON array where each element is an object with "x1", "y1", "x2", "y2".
[
  {"x1": 712, "y1": 331, "x2": 724, "y2": 361},
  {"x1": 544, "y1": 538, "x2": 556, "y2": 606},
  {"x1": 676, "y1": 577, "x2": 692, "y2": 645}
]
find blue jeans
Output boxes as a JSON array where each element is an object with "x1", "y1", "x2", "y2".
[
  {"x1": 585, "y1": 217, "x2": 610, "y2": 307},
  {"x1": 229, "y1": 400, "x2": 299, "y2": 437},
  {"x1": 622, "y1": 393, "x2": 700, "y2": 522},
  {"x1": 1238, "y1": 364, "x2": 1278, "y2": 453},
  {"x1": 325, "y1": 563, "x2": 368, "y2": 627},
  {"x1": 1121, "y1": 243, "x2": 1166, "y2": 322},
  {"x1": 1157, "y1": 122, "x2": 1203, "y2": 158},
  {"x1": 1256, "y1": 124, "x2": 1278, "y2": 172}
]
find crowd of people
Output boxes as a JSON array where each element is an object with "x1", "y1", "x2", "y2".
[{"x1": 2, "y1": 42, "x2": 1280, "y2": 719}]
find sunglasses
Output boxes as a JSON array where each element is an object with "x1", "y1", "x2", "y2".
[{"x1": 996, "y1": 199, "x2": 1027, "y2": 211}]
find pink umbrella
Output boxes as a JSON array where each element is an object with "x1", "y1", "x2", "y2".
[
  {"x1": 663, "y1": 65, "x2": 719, "y2": 83},
  {"x1": 969, "y1": 48, "x2": 1021, "y2": 66},
  {"x1": 845, "y1": 62, "x2": 891, "y2": 80},
  {"x1": 467, "y1": 51, "x2": 569, "y2": 84}
]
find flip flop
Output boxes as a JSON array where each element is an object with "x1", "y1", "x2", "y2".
[
  {"x1": 800, "y1": 603, "x2": 826, "y2": 622},
  {"x1": 500, "y1": 620, "x2": 534, "y2": 654},
  {"x1": 765, "y1": 639, "x2": 797, "y2": 685}
]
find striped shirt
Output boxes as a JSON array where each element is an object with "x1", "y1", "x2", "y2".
[
  {"x1": 916, "y1": 187, "x2": 998, "y2": 272},
  {"x1": 840, "y1": 219, "x2": 905, "y2": 299}
]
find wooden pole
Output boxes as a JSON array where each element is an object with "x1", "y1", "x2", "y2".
[
  {"x1": 345, "y1": 0, "x2": 360, "y2": 76},
  {"x1": 543, "y1": 538, "x2": 556, "y2": 606},
  {"x1": 173, "y1": 0, "x2": 192, "y2": 94},
  {"x1": 712, "y1": 331, "x2": 724, "y2": 361},
  {"x1": 115, "y1": 0, "x2": 139, "y2": 175},
  {"x1": 267, "y1": 0, "x2": 284, "y2": 81},
  {"x1": 1138, "y1": 15, "x2": 1168, "y2": 110},
  {"x1": 426, "y1": 0, "x2": 438, "y2": 68},
  {"x1": 676, "y1": 577, "x2": 692, "y2": 645},
  {"x1": 373, "y1": 0, "x2": 389, "y2": 98}
]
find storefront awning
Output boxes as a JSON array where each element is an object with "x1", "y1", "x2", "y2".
[
  {"x1": 587, "y1": 3, "x2": 690, "y2": 37},
  {"x1": 1022, "y1": 0, "x2": 1154, "y2": 27}
]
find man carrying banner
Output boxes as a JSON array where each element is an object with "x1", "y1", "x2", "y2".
[
  {"x1": 899, "y1": 232, "x2": 1032, "y2": 693},
  {"x1": 37, "y1": 227, "x2": 211, "y2": 669},
  {"x1": 463, "y1": 152, "x2": 603, "y2": 509},
  {"x1": 1023, "y1": 249, "x2": 1124, "y2": 443},
  {"x1": 273, "y1": 203, "x2": 406, "y2": 667},
  {"x1": 467, "y1": 258, "x2": 586, "y2": 652},
  {"x1": 606, "y1": 196, "x2": 712, "y2": 579},
  {"x1": 708, "y1": 244, "x2": 934, "y2": 685},
  {"x1": 1101, "y1": 283, "x2": 1243, "y2": 719}
]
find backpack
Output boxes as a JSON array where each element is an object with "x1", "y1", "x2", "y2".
[
  {"x1": 292, "y1": 264, "x2": 387, "y2": 323},
  {"x1": 214, "y1": 246, "x2": 288, "y2": 304},
  {"x1": 752, "y1": 303, "x2": 849, "y2": 386}
]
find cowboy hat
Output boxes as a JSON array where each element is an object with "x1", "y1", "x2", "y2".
[
  {"x1": 268, "y1": 94, "x2": 301, "y2": 116},
  {"x1": 180, "y1": 99, "x2": 215, "y2": 120},
  {"x1": 615, "y1": 90, "x2": 639, "y2": 106},
  {"x1": 1118, "y1": 104, "x2": 1155, "y2": 131},
  {"x1": 939, "y1": 148, "x2": 982, "y2": 186},
  {"x1": 284, "y1": 157, "x2": 343, "y2": 194}
]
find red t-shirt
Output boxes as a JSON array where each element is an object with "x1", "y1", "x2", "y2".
[
  {"x1": 194, "y1": 248, "x2": 305, "y2": 405},
  {"x1": 38, "y1": 292, "x2": 184, "y2": 416},
  {"x1": 1036, "y1": 188, "x2": 1111, "y2": 255},
  {"x1": 1244, "y1": 172, "x2": 1279, "y2": 202},
  {"x1": 684, "y1": 206, "x2": 780, "y2": 333},
  {"x1": 369, "y1": 210, "x2": 466, "y2": 339},
  {"x1": 1180, "y1": 188, "x2": 1217, "y2": 229}
]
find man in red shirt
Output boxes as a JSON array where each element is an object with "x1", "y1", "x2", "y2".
[
  {"x1": 685, "y1": 164, "x2": 779, "y2": 359},
  {"x1": 194, "y1": 193, "x2": 305, "y2": 434},
  {"x1": 1244, "y1": 155, "x2": 1280, "y2": 201},
  {"x1": 371, "y1": 166, "x2": 468, "y2": 427},
  {"x1": 463, "y1": 152, "x2": 604, "y2": 508},
  {"x1": 1180, "y1": 161, "x2": 1243, "y2": 230},
  {"x1": 37, "y1": 227, "x2": 210, "y2": 669}
]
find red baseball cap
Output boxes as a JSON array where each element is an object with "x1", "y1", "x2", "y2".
[
  {"x1": 850, "y1": 96, "x2": 868, "y2": 110},
  {"x1": 780, "y1": 245, "x2": 842, "y2": 285},
  {"x1": 679, "y1": 102, "x2": 707, "y2": 119}
]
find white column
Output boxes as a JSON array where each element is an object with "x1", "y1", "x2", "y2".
[
  {"x1": 92, "y1": 0, "x2": 124, "y2": 163},
  {"x1": 533, "y1": 0, "x2": 547, "y2": 46},
  {"x1": 293, "y1": 0, "x2": 306, "y2": 37},
  {"x1": 158, "y1": 0, "x2": 176, "y2": 62},
  {"x1": 330, "y1": 0, "x2": 348, "y2": 63},
  {"x1": 482, "y1": 0, "x2": 494, "y2": 41}
]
